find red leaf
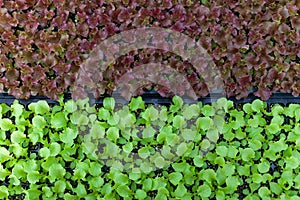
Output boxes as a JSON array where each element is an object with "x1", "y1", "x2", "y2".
[{"x1": 254, "y1": 87, "x2": 272, "y2": 100}]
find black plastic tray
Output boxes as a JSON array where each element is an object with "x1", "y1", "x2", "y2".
[{"x1": 0, "y1": 91, "x2": 300, "y2": 106}]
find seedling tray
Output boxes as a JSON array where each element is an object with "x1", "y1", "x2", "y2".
[
  {"x1": 1, "y1": 91, "x2": 300, "y2": 199},
  {"x1": 1, "y1": 91, "x2": 300, "y2": 107}
]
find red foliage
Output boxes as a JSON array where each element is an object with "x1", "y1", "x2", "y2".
[{"x1": 0, "y1": 0, "x2": 298, "y2": 100}]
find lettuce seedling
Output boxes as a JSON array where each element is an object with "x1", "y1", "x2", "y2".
[{"x1": 1, "y1": 97, "x2": 300, "y2": 199}]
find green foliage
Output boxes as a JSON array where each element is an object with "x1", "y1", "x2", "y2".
[
  {"x1": 129, "y1": 96, "x2": 145, "y2": 111},
  {"x1": 28, "y1": 100, "x2": 50, "y2": 115},
  {"x1": 103, "y1": 97, "x2": 115, "y2": 111},
  {"x1": 0, "y1": 98, "x2": 299, "y2": 199},
  {"x1": 51, "y1": 112, "x2": 67, "y2": 129},
  {"x1": 0, "y1": 186, "x2": 9, "y2": 199},
  {"x1": 198, "y1": 184, "x2": 211, "y2": 198}
]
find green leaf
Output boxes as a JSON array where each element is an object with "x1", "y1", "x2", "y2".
[
  {"x1": 172, "y1": 162, "x2": 188, "y2": 172},
  {"x1": 12, "y1": 100, "x2": 23, "y2": 117},
  {"x1": 90, "y1": 122, "x2": 105, "y2": 139},
  {"x1": 258, "y1": 187, "x2": 270, "y2": 198},
  {"x1": 129, "y1": 168, "x2": 141, "y2": 181},
  {"x1": 173, "y1": 115, "x2": 185, "y2": 129},
  {"x1": 271, "y1": 115, "x2": 284, "y2": 126},
  {"x1": 172, "y1": 96, "x2": 183, "y2": 108},
  {"x1": 104, "y1": 141, "x2": 120, "y2": 158},
  {"x1": 215, "y1": 98, "x2": 234, "y2": 112},
  {"x1": 248, "y1": 140, "x2": 262, "y2": 151},
  {"x1": 116, "y1": 109, "x2": 136, "y2": 130},
  {"x1": 266, "y1": 124, "x2": 280, "y2": 134},
  {"x1": 107, "y1": 114, "x2": 119, "y2": 126},
  {"x1": 152, "y1": 177, "x2": 167, "y2": 190},
  {"x1": 222, "y1": 163, "x2": 235, "y2": 176},
  {"x1": 169, "y1": 172, "x2": 183, "y2": 186},
  {"x1": 227, "y1": 146, "x2": 238, "y2": 158},
  {"x1": 11, "y1": 163, "x2": 26, "y2": 179},
  {"x1": 90, "y1": 176, "x2": 104, "y2": 189},
  {"x1": 101, "y1": 183, "x2": 112, "y2": 196},
  {"x1": 216, "y1": 190, "x2": 225, "y2": 200},
  {"x1": 0, "y1": 186, "x2": 9, "y2": 199},
  {"x1": 226, "y1": 176, "x2": 240, "y2": 192},
  {"x1": 107, "y1": 127, "x2": 119, "y2": 143},
  {"x1": 159, "y1": 107, "x2": 168, "y2": 121},
  {"x1": 39, "y1": 147, "x2": 50, "y2": 159},
  {"x1": 23, "y1": 159, "x2": 37, "y2": 172},
  {"x1": 114, "y1": 173, "x2": 129, "y2": 185},
  {"x1": 294, "y1": 174, "x2": 300, "y2": 189},
  {"x1": 28, "y1": 100, "x2": 50, "y2": 115},
  {"x1": 51, "y1": 112, "x2": 67, "y2": 129},
  {"x1": 0, "y1": 164, "x2": 10, "y2": 181},
  {"x1": 142, "y1": 106, "x2": 158, "y2": 122},
  {"x1": 201, "y1": 105, "x2": 215, "y2": 116},
  {"x1": 270, "y1": 182, "x2": 282, "y2": 195},
  {"x1": 174, "y1": 183, "x2": 187, "y2": 198},
  {"x1": 154, "y1": 155, "x2": 167, "y2": 169},
  {"x1": 60, "y1": 127, "x2": 78, "y2": 145},
  {"x1": 196, "y1": 117, "x2": 213, "y2": 131},
  {"x1": 116, "y1": 185, "x2": 132, "y2": 198},
  {"x1": 206, "y1": 128, "x2": 219, "y2": 143},
  {"x1": 182, "y1": 104, "x2": 199, "y2": 120},
  {"x1": 202, "y1": 169, "x2": 216, "y2": 183},
  {"x1": 103, "y1": 97, "x2": 115, "y2": 111},
  {"x1": 285, "y1": 156, "x2": 299, "y2": 169},
  {"x1": 42, "y1": 187, "x2": 53, "y2": 198},
  {"x1": 193, "y1": 156, "x2": 204, "y2": 167},
  {"x1": 181, "y1": 129, "x2": 197, "y2": 141},
  {"x1": 27, "y1": 171, "x2": 41, "y2": 184},
  {"x1": 243, "y1": 103, "x2": 253, "y2": 114},
  {"x1": 97, "y1": 108, "x2": 110, "y2": 121},
  {"x1": 241, "y1": 148, "x2": 255, "y2": 162},
  {"x1": 135, "y1": 189, "x2": 147, "y2": 199},
  {"x1": 251, "y1": 99, "x2": 264, "y2": 112},
  {"x1": 11, "y1": 131, "x2": 26, "y2": 144},
  {"x1": 166, "y1": 133, "x2": 180, "y2": 146},
  {"x1": 198, "y1": 184, "x2": 211, "y2": 198},
  {"x1": 176, "y1": 142, "x2": 188, "y2": 156},
  {"x1": 129, "y1": 96, "x2": 145, "y2": 111},
  {"x1": 74, "y1": 183, "x2": 87, "y2": 197},
  {"x1": 142, "y1": 126, "x2": 156, "y2": 138},
  {"x1": 237, "y1": 165, "x2": 250, "y2": 176},
  {"x1": 295, "y1": 108, "x2": 300, "y2": 121},
  {"x1": 201, "y1": 0, "x2": 208, "y2": 5},
  {"x1": 88, "y1": 162, "x2": 102, "y2": 177},
  {"x1": 161, "y1": 145, "x2": 175, "y2": 160},
  {"x1": 64, "y1": 100, "x2": 77, "y2": 113},
  {"x1": 269, "y1": 138, "x2": 288, "y2": 153},
  {"x1": 53, "y1": 180, "x2": 66, "y2": 194},
  {"x1": 75, "y1": 113, "x2": 90, "y2": 126},
  {"x1": 257, "y1": 160, "x2": 270, "y2": 173},
  {"x1": 0, "y1": 147, "x2": 12, "y2": 162},
  {"x1": 271, "y1": 104, "x2": 284, "y2": 115},
  {"x1": 138, "y1": 147, "x2": 150, "y2": 159},
  {"x1": 32, "y1": 115, "x2": 47, "y2": 129},
  {"x1": 48, "y1": 163, "x2": 66, "y2": 182},
  {"x1": 252, "y1": 173, "x2": 263, "y2": 183},
  {"x1": 73, "y1": 162, "x2": 88, "y2": 180},
  {"x1": 141, "y1": 179, "x2": 152, "y2": 192},
  {"x1": 28, "y1": 131, "x2": 42, "y2": 145},
  {"x1": 123, "y1": 142, "x2": 133, "y2": 154},
  {"x1": 216, "y1": 146, "x2": 228, "y2": 157},
  {"x1": 200, "y1": 139, "x2": 211, "y2": 151},
  {"x1": 49, "y1": 142, "x2": 61, "y2": 157},
  {"x1": 0, "y1": 118, "x2": 14, "y2": 131},
  {"x1": 77, "y1": 97, "x2": 91, "y2": 109}
]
